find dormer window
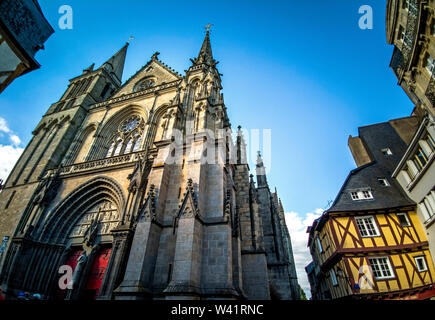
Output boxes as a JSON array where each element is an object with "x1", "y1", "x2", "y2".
[
  {"x1": 377, "y1": 178, "x2": 390, "y2": 187},
  {"x1": 362, "y1": 190, "x2": 373, "y2": 199},
  {"x1": 350, "y1": 189, "x2": 374, "y2": 201},
  {"x1": 381, "y1": 148, "x2": 393, "y2": 156}
]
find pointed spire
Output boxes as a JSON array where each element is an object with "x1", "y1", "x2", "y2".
[
  {"x1": 192, "y1": 30, "x2": 216, "y2": 66},
  {"x1": 82, "y1": 63, "x2": 95, "y2": 74},
  {"x1": 256, "y1": 151, "x2": 268, "y2": 187},
  {"x1": 100, "y1": 42, "x2": 129, "y2": 83},
  {"x1": 256, "y1": 151, "x2": 264, "y2": 169}
]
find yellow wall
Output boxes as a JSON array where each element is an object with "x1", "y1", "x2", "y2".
[{"x1": 311, "y1": 210, "x2": 435, "y2": 299}]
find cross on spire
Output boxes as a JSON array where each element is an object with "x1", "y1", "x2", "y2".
[{"x1": 204, "y1": 24, "x2": 213, "y2": 32}]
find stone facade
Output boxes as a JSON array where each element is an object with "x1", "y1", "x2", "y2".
[
  {"x1": 387, "y1": 0, "x2": 435, "y2": 266},
  {"x1": 0, "y1": 32, "x2": 299, "y2": 300}
]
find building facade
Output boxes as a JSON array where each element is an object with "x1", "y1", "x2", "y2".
[
  {"x1": 0, "y1": 0, "x2": 54, "y2": 94},
  {"x1": 307, "y1": 118, "x2": 435, "y2": 300},
  {"x1": 0, "y1": 32, "x2": 299, "y2": 300},
  {"x1": 386, "y1": 0, "x2": 435, "y2": 265}
]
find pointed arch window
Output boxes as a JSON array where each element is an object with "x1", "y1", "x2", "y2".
[
  {"x1": 113, "y1": 139, "x2": 123, "y2": 156},
  {"x1": 124, "y1": 138, "x2": 133, "y2": 154},
  {"x1": 105, "y1": 115, "x2": 145, "y2": 158},
  {"x1": 106, "y1": 141, "x2": 116, "y2": 157},
  {"x1": 132, "y1": 133, "x2": 142, "y2": 152}
]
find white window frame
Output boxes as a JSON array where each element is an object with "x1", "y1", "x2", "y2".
[
  {"x1": 381, "y1": 148, "x2": 393, "y2": 156},
  {"x1": 351, "y1": 191, "x2": 359, "y2": 200},
  {"x1": 330, "y1": 269, "x2": 338, "y2": 287},
  {"x1": 420, "y1": 190, "x2": 435, "y2": 223},
  {"x1": 362, "y1": 190, "x2": 374, "y2": 199},
  {"x1": 368, "y1": 257, "x2": 395, "y2": 280},
  {"x1": 350, "y1": 190, "x2": 374, "y2": 201},
  {"x1": 355, "y1": 216, "x2": 380, "y2": 237},
  {"x1": 378, "y1": 178, "x2": 390, "y2": 187},
  {"x1": 396, "y1": 212, "x2": 411, "y2": 227},
  {"x1": 414, "y1": 256, "x2": 428, "y2": 272},
  {"x1": 316, "y1": 236, "x2": 323, "y2": 253}
]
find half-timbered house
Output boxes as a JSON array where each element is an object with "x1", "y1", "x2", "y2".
[{"x1": 307, "y1": 117, "x2": 435, "y2": 300}]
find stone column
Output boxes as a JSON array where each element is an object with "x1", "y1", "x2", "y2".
[
  {"x1": 164, "y1": 214, "x2": 203, "y2": 299},
  {"x1": 113, "y1": 219, "x2": 161, "y2": 300},
  {"x1": 99, "y1": 227, "x2": 133, "y2": 300}
]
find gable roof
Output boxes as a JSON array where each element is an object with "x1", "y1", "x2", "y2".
[{"x1": 110, "y1": 54, "x2": 182, "y2": 98}]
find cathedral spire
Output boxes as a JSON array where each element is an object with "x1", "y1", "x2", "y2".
[
  {"x1": 100, "y1": 42, "x2": 129, "y2": 83},
  {"x1": 192, "y1": 30, "x2": 216, "y2": 66},
  {"x1": 256, "y1": 151, "x2": 268, "y2": 187}
]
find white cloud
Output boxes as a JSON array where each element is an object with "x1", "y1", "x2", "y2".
[
  {"x1": 0, "y1": 117, "x2": 24, "y2": 182},
  {"x1": 0, "y1": 117, "x2": 11, "y2": 134},
  {"x1": 10, "y1": 134, "x2": 21, "y2": 146},
  {"x1": 285, "y1": 208, "x2": 323, "y2": 299},
  {"x1": 0, "y1": 144, "x2": 24, "y2": 181}
]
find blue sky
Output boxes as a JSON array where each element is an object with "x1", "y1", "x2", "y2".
[{"x1": 0, "y1": 0, "x2": 413, "y2": 298}]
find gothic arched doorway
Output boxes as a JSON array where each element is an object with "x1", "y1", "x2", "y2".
[{"x1": 55, "y1": 200, "x2": 119, "y2": 300}]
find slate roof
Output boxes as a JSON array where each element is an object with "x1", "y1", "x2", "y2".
[
  {"x1": 327, "y1": 121, "x2": 415, "y2": 213},
  {"x1": 0, "y1": 0, "x2": 54, "y2": 60}
]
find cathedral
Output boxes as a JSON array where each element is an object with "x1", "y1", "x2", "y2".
[{"x1": 0, "y1": 31, "x2": 299, "y2": 300}]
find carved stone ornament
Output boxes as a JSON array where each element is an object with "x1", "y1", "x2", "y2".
[
  {"x1": 138, "y1": 184, "x2": 157, "y2": 222},
  {"x1": 34, "y1": 170, "x2": 62, "y2": 206},
  {"x1": 178, "y1": 179, "x2": 200, "y2": 219},
  {"x1": 224, "y1": 189, "x2": 231, "y2": 220}
]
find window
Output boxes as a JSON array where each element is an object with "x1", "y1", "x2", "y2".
[
  {"x1": 377, "y1": 178, "x2": 390, "y2": 187},
  {"x1": 355, "y1": 216, "x2": 380, "y2": 237},
  {"x1": 414, "y1": 256, "x2": 428, "y2": 272},
  {"x1": 113, "y1": 140, "x2": 123, "y2": 156},
  {"x1": 369, "y1": 257, "x2": 394, "y2": 279},
  {"x1": 330, "y1": 269, "x2": 338, "y2": 286},
  {"x1": 106, "y1": 141, "x2": 115, "y2": 157},
  {"x1": 397, "y1": 213, "x2": 411, "y2": 227},
  {"x1": 105, "y1": 116, "x2": 144, "y2": 158},
  {"x1": 362, "y1": 190, "x2": 373, "y2": 199},
  {"x1": 405, "y1": 139, "x2": 434, "y2": 182},
  {"x1": 419, "y1": 190, "x2": 435, "y2": 222},
  {"x1": 381, "y1": 148, "x2": 393, "y2": 156},
  {"x1": 101, "y1": 84, "x2": 111, "y2": 98},
  {"x1": 426, "y1": 54, "x2": 435, "y2": 73},
  {"x1": 414, "y1": 148, "x2": 428, "y2": 170},
  {"x1": 350, "y1": 190, "x2": 374, "y2": 201},
  {"x1": 124, "y1": 138, "x2": 133, "y2": 154},
  {"x1": 425, "y1": 134, "x2": 435, "y2": 152},
  {"x1": 134, "y1": 78, "x2": 156, "y2": 92},
  {"x1": 316, "y1": 237, "x2": 323, "y2": 253},
  {"x1": 132, "y1": 134, "x2": 142, "y2": 152}
]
